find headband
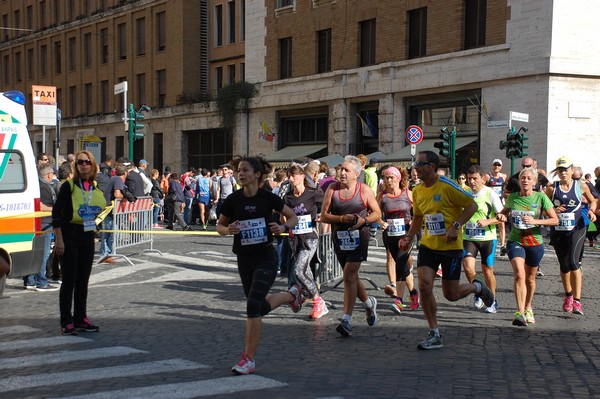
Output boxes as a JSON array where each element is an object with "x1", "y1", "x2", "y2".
[{"x1": 383, "y1": 166, "x2": 402, "y2": 179}]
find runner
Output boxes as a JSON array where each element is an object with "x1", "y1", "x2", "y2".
[
  {"x1": 217, "y1": 156, "x2": 300, "y2": 375},
  {"x1": 487, "y1": 158, "x2": 508, "y2": 255},
  {"x1": 283, "y1": 164, "x2": 328, "y2": 319},
  {"x1": 462, "y1": 165, "x2": 504, "y2": 314},
  {"x1": 399, "y1": 151, "x2": 493, "y2": 350},
  {"x1": 377, "y1": 165, "x2": 419, "y2": 313},
  {"x1": 320, "y1": 155, "x2": 382, "y2": 337},
  {"x1": 545, "y1": 156, "x2": 596, "y2": 316},
  {"x1": 497, "y1": 167, "x2": 558, "y2": 326}
]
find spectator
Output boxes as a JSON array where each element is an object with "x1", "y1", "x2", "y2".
[
  {"x1": 99, "y1": 163, "x2": 126, "y2": 263},
  {"x1": 215, "y1": 165, "x2": 237, "y2": 218},
  {"x1": 150, "y1": 168, "x2": 164, "y2": 228},
  {"x1": 166, "y1": 173, "x2": 192, "y2": 231},
  {"x1": 99, "y1": 155, "x2": 114, "y2": 176},
  {"x1": 365, "y1": 158, "x2": 379, "y2": 195},
  {"x1": 319, "y1": 167, "x2": 338, "y2": 192},
  {"x1": 195, "y1": 168, "x2": 211, "y2": 229}
]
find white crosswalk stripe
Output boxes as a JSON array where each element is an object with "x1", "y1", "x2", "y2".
[{"x1": 0, "y1": 325, "x2": 288, "y2": 398}]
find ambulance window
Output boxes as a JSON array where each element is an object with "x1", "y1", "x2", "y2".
[{"x1": 0, "y1": 151, "x2": 26, "y2": 192}]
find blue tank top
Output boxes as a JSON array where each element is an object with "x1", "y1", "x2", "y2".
[
  {"x1": 551, "y1": 180, "x2": 584, "y2": 231},
  {"x1": 196, "y1": 176, "x2": 210, "y2": 198},
  {"x1": 487, "y1": 174, "x2": 505, "y2": 197}
]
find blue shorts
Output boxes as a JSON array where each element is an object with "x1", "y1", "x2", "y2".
[
  {"x1": 507, "y1": 241, "x2": 544, "y2": 267},
  {"x1": 197, "y1": 194, "x2": 210, "y2": 206}
]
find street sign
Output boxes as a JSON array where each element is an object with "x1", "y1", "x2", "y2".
[
  {"x1": 411, "y1": 144, "x2": 416, "y2": 156},
  {"x1": 114, "y1": 81, "x2": 128, "y2": 95},
  {"x1": 487, "y1": 120, "x2": 509, "y2": 128},
  {"x1": 405, "y1": 125, "x2": 424, "y2": 145},
  {"x1": 32, "y1": 85, "x2": 57, "y2": 126},
  {"x1": 510, "y1": 111, "x2": 529, "y2": 123}
]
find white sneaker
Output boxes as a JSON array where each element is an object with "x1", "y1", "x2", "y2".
[
  {"x1": 474, "y1": 296, "x2": 484, "y2": 309},
  {"x1": 484, "y1": 300, "x2": 498, "y2": 314},
  {"x1": 231, "y1": 354, "x2": 256, "y2": 375}
]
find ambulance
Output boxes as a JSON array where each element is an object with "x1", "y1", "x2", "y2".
[{"x1": 0, "y1": 90, "x2": 45, "y2": 296}]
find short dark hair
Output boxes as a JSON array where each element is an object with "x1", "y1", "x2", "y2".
[
  {"x1": 419, "y1": 151, "x2": 439, "y2": 171},
  {"x1": 467, "y1": 165, "x2": 485, "y2": 177}
]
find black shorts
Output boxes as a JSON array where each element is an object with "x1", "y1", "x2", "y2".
[
  {"x1": 463, "y1": 240, "x2": 497, "y2": 266},
  {"x1": 333, "y1": 227, "x2": 369, "y2": 267},
  {"x1": 417, "y1": 245, "x2": 463, "y2": 281}
]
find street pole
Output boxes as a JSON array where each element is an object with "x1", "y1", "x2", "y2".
[
  {"x1": 450, "y1": 127, "x2": 457, "y2": 179},
  {"x1": 128, "y1": 103, "x2": 134, "y2": 161}
]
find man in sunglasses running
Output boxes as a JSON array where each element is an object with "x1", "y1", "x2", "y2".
[{"x1": 399, "y1": 151, "x2": 494, "y2": 350}]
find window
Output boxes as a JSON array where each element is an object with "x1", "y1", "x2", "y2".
[
  {"x1": 279, "y1": 37, "x2": 292, "y2": 79},
  {"x1": 54, "y1": 42, "x2": 62, "y2": 74},
  {"x1": 276, "y1": 0, "x2": 294, "y2": 7},
  {"x1": 317, "y1": 29, "x2": 331, "y2": 73},
  {"x1": 15, "y1": 52, "x2": 22, "y2": 82},
  {"x1": 13, "y1": 10, "x2": 20, "y2": 37},
  {"x1": 100, "y1": 80, "x2": 109, "y2": 114},
  {"x1": 156, "y1": 11, "x2": 166, "y2": 51},
  {"x1": 118, "y1": 23, "x2": 127, "y2": 60},
  {"x1": 408, "y1": 8, "x2": 427, "y2": 59},
  {"x1": 39, "y1": 0, "x2": 46, "y2": 29},
  {"x1": 465, "y1": 0, "x2": 486, "y2": 49},
  {"x1": 137, "y1": 73, "x2": 146, "y2": 105},
  {"x1": 153, "y1": 133, "x2": 163, "y2": 173},
  {"x1": 68, "y1": 0, "x2": 74, "y2": 20},
  {"x1": 27, "y1": 48, "x2": 34, "y2": 80},
  {"x1": 214, "y1": 5, "x2": 223, "y2": 46},
  {"x1": 215, "y1": 66, "x2": 223, "y2": 91},
  {"x1": 27, "y1": 6, "x2": 33, "y2": 30},
  {"x1": 240, "y1": 62, "x2": 245, "y2": 81},
  {"x1": 85, "y1": 83, "x2": 92, "y2": 116},
  {"x1": 360, "y1": 19, "x2": 376, "y2": 66},
  {"x1": 100, "y1": 28, "x2": 109, "y2": 64},
  {"x1": 0, "y1": 152, "x2": 26, "y2": 192},
  {"x1": 228, "y1": 1, "x2": 236, "y2": 44},
  {"x1": 136, "y1": 17, "x2": 146, "y2": 56},
  {"x1": 281, "y1": 115, "x2": 328, "y2": 146},
  {"x1": 240, "y1": 0, "x2": 245, "y2": 41},
  {"x1": 157, "y1": 69, "x2": 166, "y2": 107},
  {"x1": 2, "y1": 55, "x2": 9, "y2": 85},
  {"x1": 2, "y1": 15, "x2": 7, "y2": 41},
  {"x1": 68, "y1": 37, "x2": 76, "y2": 71},
  {"x1": 69, "y1": 85, "x2": 77, "y2": 117},
  {"x1": 83, "y1": 33, "x2": 92, "y2": 67},
  {"x1": 116, "y1": 76, "x2": 126, "y2": 111},
  {"x1": 115, "y1": 136, "x2": 124, "y2": 159},
  {"x1": 227, "y1": 64, "x2": 235, "y2": 84},
  {"x1": 53, "y1": 1, "x2": 60, "y2": 25},
  {"x1": 40, "y1": 45, "x2": 48, "y2": 76}
]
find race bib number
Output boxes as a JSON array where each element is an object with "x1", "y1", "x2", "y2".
[
  {"x1": 465, "y1": 222, "x2": 485, "y2": 240},
  {"x1": 424, "y1": 213, "x2": 446, "y2": 236},
  {"x1": 238, "y1": 218, "x2": 268, "y2": 245},
  {"x1": 492, "y1": 186, "x2": 503, "y2": 197},
  {"x1": 336, "y1": 229, "x2": 360, "y2": 251},
  {"x1": 79, "y1": 205, "x2": 101, "y2": 232},
  {"x1": 387, "y1": 218, "x2": 406, "y2": 237},
  {"x1": 292, "y1": 214, "x2": 312, "y2": 235},
  {"x1": 511, "y1": 210, "x2": 535, "y2": 230},
  {"x1": 556, "y1": 212, "x2": 575, "y2": 231}
]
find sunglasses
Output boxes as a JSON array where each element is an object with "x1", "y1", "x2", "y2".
[
  {"x1": 458, "y1": 177, "x2": 466, "y2": 180},
  {"x1": 522, "y1": 164, "x2": 533, "y2": 168},
  {"x1": 77, "y1": 159, "x2": 92, "y2": 166},
  {"x1": 414, "y1": 161, "x2": 433, "y2": 167}
]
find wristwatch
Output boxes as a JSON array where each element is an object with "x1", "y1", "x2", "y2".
[{"x1": 452, "y1": 221, "x2": 461, "y2": 230}]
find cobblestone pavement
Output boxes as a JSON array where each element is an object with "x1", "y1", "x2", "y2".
[{"x1": 1, "y1": 231, "x2": 599, "y2": 398}]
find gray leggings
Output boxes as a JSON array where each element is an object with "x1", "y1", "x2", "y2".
[{"x1": 291, "y1": 238, "x2": 319, "y2": 297}]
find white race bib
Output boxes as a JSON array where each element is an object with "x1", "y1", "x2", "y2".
[
  {"x1": 336, "y1": 230, "x2": 360, "y2": 250},
  {"x1": 424, "y1": 213, "x2": 446, "y2": 236},
  {"x1": 238, "y1": 218, "x2": 268, "y2": 245},
  {"x1": 465, "y1": 222, "x2": 485, "y2": 240},
  {"x1": 511, "y1": 210, "x2": 535, "y2": 230},
  {"x1": 292, "y1": 214, "x2": 312, "y2": 235},
  {"x1": 387, "y1": 218, "x2": 406, "y2": 237},
  {"x1": 556, "y1": 212, "x2": 575, "y2": 231}
]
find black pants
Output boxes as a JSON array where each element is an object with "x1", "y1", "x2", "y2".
[{"x1": 59, "y1": 224, "x2": 95, "y2": 327}]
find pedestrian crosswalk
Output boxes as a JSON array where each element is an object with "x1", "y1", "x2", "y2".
[{"x1": 0, "y1": 326, "x2": 288, "y2": 398}]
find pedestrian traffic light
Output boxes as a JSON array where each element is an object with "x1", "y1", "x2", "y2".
[{"x1": 434, "y1": 128, "x2": 452, "y2": 157}]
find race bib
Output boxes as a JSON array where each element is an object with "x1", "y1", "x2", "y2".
[
  {"x1": 292, "y1": 214, "x2": 312, "y2": 235},
  {"x1": 336, "y1": 229, "x2": 360, "y2": 251},
  {"x1": 79, "y1": 205, "x2": 101, "y2": 232},
  {"x1": 556, "y1": 212, "x2": 575, "y2": 231},
  {"x1": 238, "y1": 218, "x2": 268, "y2": 245},
  {"x1": 465, "y1": 222, "x2": 485, "y2": 240},
  {"x1": 387, "y1": 218, "x2": 406, "y2": 237},
  {"x1": 492, "y1": 186, "x2": 503, "y2": 196},
  {"x1": 424, "y1": 213, "x2": 446, "y2": 236},
  {"x1": 511, "y1": 210, "x2": 535, "y2": 230}
]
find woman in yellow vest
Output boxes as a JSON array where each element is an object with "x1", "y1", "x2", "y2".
[{"x1": 52, "y1": 151, "x2": 106, "y2": 336}]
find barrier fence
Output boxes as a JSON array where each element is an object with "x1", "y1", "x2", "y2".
[{"x1": 101, "y1": 196, "x2": 162, "y2": 265}]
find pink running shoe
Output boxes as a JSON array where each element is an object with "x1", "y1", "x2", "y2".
[
  {"x1": 572, "y1": 300, "x2": 584, "y2": 315},
  {"x1": 562, "y1": 295, "x2": 574, "y2": 312},
  {"x1": 310, "y1": 297, "x2": 329, "y2": 319},
  {"x1": 231, "y1": 354, "x2": 255, "y2": 375},
  {"x1": 436, "y1": 267, "x2": 443, "y2": 277},
  {"x1": 289, "y1": 284, "x2": 304, "y2": 313}
]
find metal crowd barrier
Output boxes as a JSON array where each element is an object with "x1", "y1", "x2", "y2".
[{"x1": 109, "y1": 196, "x2": 162, "y2": 265}]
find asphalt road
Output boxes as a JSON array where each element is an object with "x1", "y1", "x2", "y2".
[{"x1": 1, "y1": 228, "x2": 599, "y2": 398}]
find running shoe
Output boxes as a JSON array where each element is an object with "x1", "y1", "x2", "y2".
[
  {"x1": 336, "y1": 319, "x2": 353, "y2": 337},
  {"x1": 524, "y1": 308, "x2": 536, "y2": 324},
  {"x1": 61, "y1": 324, "x2": 78, "y2": 336},
  {"x1": 484, "y1": 300, "x2": 498, "y2": 314},
  {"x1": 473, "y1": 296, "x2": 484, "y2": 309},
  {"x1": 231, "y1": 354, "x2": 256, "y2": 375},
  {"x1": 365, "y1": 296, "x2": 378, "y2": 326},
  {"x1": 572, "y1": 300, "x2": 584, "y2": 315},
  {"x1": 562, "y1": 295, "x2": 574, "y2": 312},
  {"x1": 310, "y1": 298, "x2": 329, "y2": 319},
  {"x1": 35, "y1": 284, "x2": 59, "y2": 292},
  {"x1": 512, "y1": 312, "x2": 528, "y2": 327},
  {"x1": 417, "y1": 331, "x2": 442, "y2": 350},
  {"x1": 536, "y1": 268, "x2": 544, "y2": 277},
  {"x1": 499, "y1": 245, "x2": 507, "y2": 256},
  {"x1": 383, "y1": 284, "x2": 397, "y2": 298},
  {"x1": 75, "y1": 317, "x2": 100, "y2": 332},
  {"x1": 409, "y1": 290, "x2": 420, "y2": 311},
  {"x1": 472, "y1": 274, "x2": 494, "y2": 307},
  {"x1": 436, "y1": 267, "x2": 443, "y2": 277},
  {"x1": 288, "y1": 284, "x2": 304, "y2": 313},
  {"x1": 390, "y1": 299, "x2": 405, "y2": 315}
]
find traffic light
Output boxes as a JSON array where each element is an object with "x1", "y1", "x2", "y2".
[
  {"x1": 127, "y1": 104, "x2": 151, "y2": 160},
  {"x1": 434, "y1": 128, "x2": 452, "y2": 157},
  {"x1": 499, "y1": 127, "x2": 520, "y2": 158},
  {"x1": 516, "y1": 127, "x2": 529, "y2": 157}
]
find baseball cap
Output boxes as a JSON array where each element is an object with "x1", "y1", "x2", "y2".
[
  {"x1": 139, "y1": 159, "x2": 148, "y2": 165},
  {"x1": 492, "y1": 159, "x2": 502, "y2": 166},
  {"x1": 556, "y1": 156, "x2": 573, "y2": 169}
]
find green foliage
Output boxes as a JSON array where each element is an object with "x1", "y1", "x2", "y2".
[{"x1": 215, "y1": 82, "x2": 259, "y2": 130}]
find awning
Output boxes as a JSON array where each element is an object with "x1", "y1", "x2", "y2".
[
  {"x1": 317, "y1": 153, "x2": 345, "y2": 167},
  {"x1": 265, "y1": 144, "x2": 327, "y2": 162},
  {"x1": 381, "y1": 136, "x2": 478, "y2": 162}
]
